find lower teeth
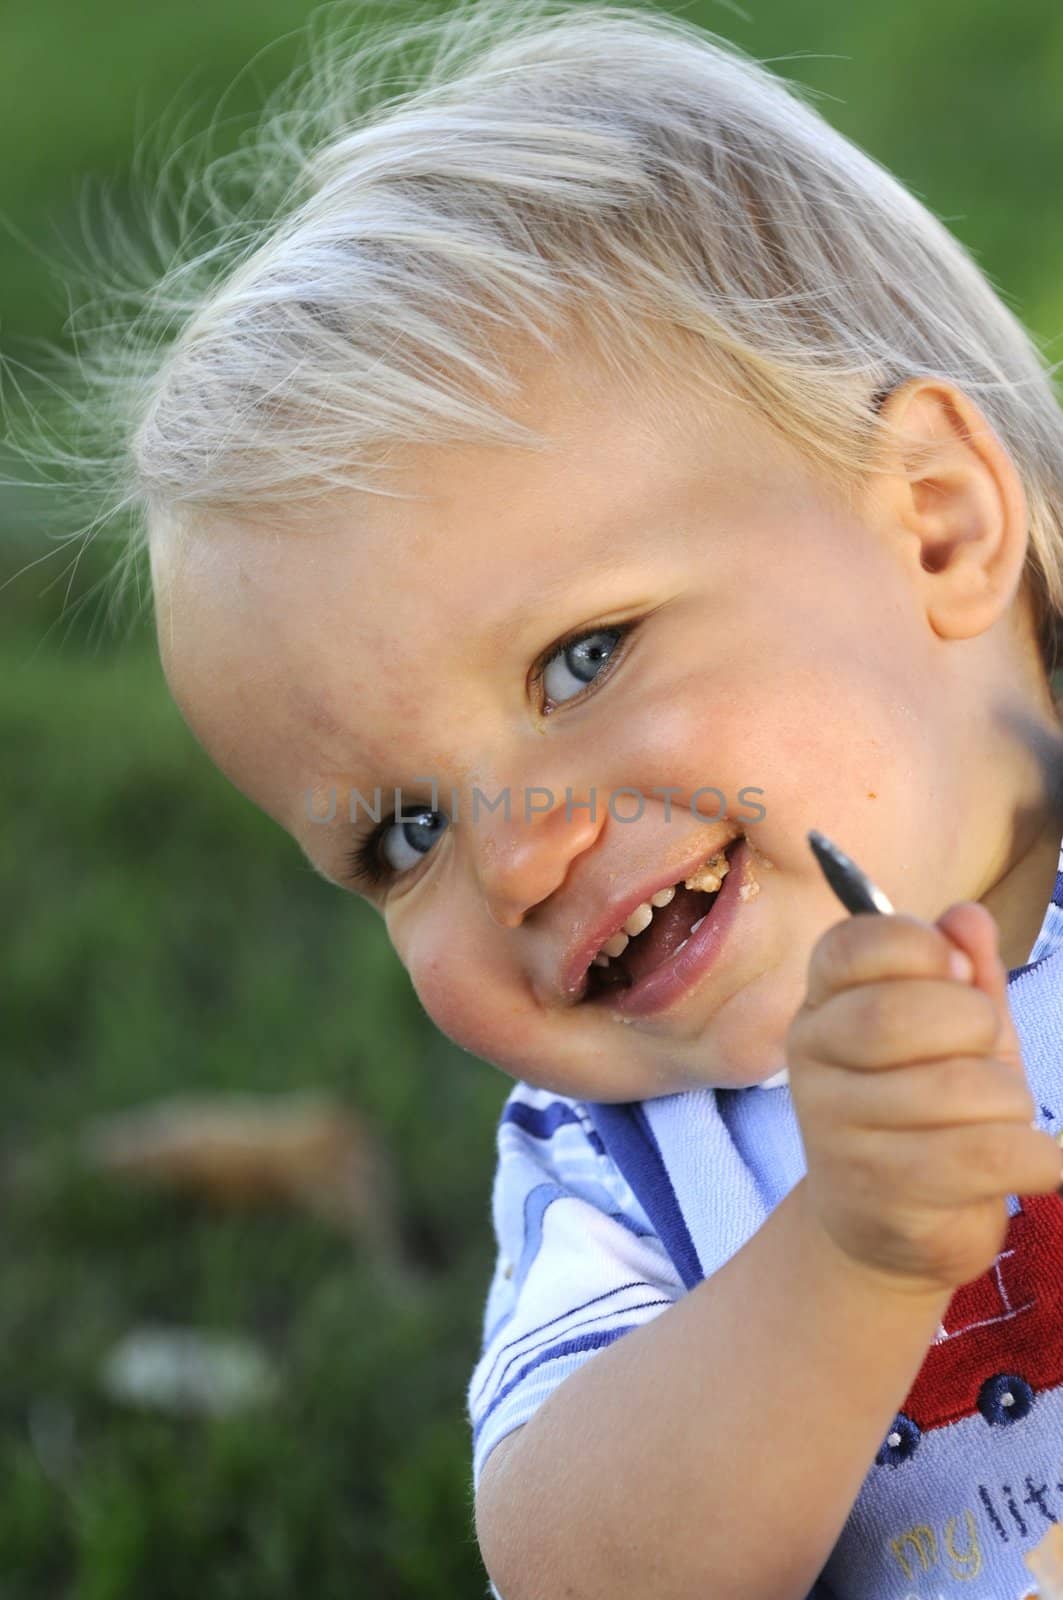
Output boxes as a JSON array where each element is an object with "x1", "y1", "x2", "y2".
[{"x1": 675, "y1": 910, "x2": 711, "y2": 956}]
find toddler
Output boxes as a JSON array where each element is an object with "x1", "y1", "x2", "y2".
[{"x1": 22, "y1": 2, "x2": 1063, "y2": 1595}]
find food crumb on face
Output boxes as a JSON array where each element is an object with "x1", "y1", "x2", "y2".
[
  {"x1": 684, "y1": 833, "x2": 775, "y2": 899},
  {"x1": 738, "y1": 837, "x2": 776, "y2": 901},
  {"x1": 684, "y1": 850, "x2": 731, "y2": 894}
]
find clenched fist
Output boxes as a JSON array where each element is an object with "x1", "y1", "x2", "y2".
[{"x1": 787, "y1": 900, "x2": 1063, "y2": 1298}]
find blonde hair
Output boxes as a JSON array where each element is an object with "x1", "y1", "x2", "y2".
[{"x1": 9, "y1": 0, "x2": 1063, "y2": 668}]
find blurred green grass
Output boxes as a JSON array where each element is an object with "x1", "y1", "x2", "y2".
[
  {"x1": 0, "y1": 619, "x2": 508, "y2": 1597},
  {"x1": 3, "y1": 0, "x2": 1063, "y2": 1594}
]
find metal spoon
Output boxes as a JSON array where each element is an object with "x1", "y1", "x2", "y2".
[{"x1": 807, "y1": 828, "x2": 895, "y2": 916}]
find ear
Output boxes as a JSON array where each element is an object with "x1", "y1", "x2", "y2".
[{"x1": 870, "y1": 379, "x2": 1029, "y2": 645}]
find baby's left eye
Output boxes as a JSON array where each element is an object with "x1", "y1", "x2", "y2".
[{"x1": 538, "y1": 627, "x2": 625, "y2": 709}]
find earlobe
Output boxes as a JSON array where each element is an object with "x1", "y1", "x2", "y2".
[{"x1": 872, "y1": 379, "x2": 1029, "y2": 644}]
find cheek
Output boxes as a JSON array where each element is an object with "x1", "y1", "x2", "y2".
[
  {"x1": 400, "y1": 917, "x2": 521, "y2": 1062},
  {"x1": 619, "y1": 661, "x2": 789, "y2": 805},
  {"x1": 623, "y1": 643, "x2": 937, "y2": 872},
  {"x1": 700, "y1": 657, "x2": 918, "y2": 786}
]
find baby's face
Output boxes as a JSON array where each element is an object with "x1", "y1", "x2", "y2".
[{"x1": 150, "y1": 354, "x2": 1035, "y2": 1098}]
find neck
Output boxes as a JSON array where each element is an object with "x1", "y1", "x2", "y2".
[
  {"x1": 984, "y1": 808, "x2": 1063, "y2": 970},
  {"x1": 973, "y1": 671, "x2": 1063, "y2": 969}
]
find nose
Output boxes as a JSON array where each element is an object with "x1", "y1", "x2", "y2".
[{"x1": 470, "y1": 783, "x2": 604, "y2": 928}]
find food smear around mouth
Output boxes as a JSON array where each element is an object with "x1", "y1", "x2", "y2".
[
  {"x1": 684, "y1": 850, "x2": 731, "y2": 894},
  {"x1": 683, "y1": 833, "x2": 774, "y2": 900},
  {"x1": 737, "y1": 838, "x2": 773, "y2": 900}
]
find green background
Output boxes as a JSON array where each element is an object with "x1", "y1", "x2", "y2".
[{"x1": 3, "y1": 1, "x2": 1062, "y2": 1594}]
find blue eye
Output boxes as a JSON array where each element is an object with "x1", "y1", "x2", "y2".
[
  {"x1": 380, "y1": 809, "x2": 449, "y2": 874},
  {"x1": 349, "y1": 808, "x2": 448, "y2": 885},
  {"x1": 539, "y1": 627, "x2": 624, "y2": 708}
]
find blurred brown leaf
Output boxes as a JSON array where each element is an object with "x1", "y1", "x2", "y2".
[{"x1": 80, "y1": 1092, "x2": 403, "y2": 1259}]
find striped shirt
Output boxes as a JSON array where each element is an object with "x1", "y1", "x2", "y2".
[
  {"x1": 468, "y1": 832, "x2": 1063, "y2": 1599},
  {"x1": 468, "y1": 1091, "x2": 685, "y2": 1493}
]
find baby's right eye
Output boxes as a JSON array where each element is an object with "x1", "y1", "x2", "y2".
[{"x1": 350, "y1": 808, "x2": 449, "y2": 884}]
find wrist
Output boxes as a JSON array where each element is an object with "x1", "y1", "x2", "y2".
[{"x1": 789, "y1": 1178, "x2": 954, "y2": 1314}]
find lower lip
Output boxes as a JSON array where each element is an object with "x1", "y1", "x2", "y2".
[{"x1": 592, "y1": 836, "x2": 750, "y2": 1019}]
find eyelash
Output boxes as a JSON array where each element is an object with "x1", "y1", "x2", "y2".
[
  {"x1": 347, "y1": 620, "x2": 634, "y2": 887},
  {"x1": 347, "y1": 833, "x2": 392, "y2": 888}
]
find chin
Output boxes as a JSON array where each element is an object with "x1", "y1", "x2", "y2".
[{"x1": 692, "y1": 1014, "x2": 792, "y2": 1091}]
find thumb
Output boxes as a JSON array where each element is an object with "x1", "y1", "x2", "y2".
[{"x1": 935, "y1": 900, "x2": 1025, "y2": 1076}]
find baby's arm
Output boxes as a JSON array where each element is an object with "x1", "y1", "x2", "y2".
[
  {"x1": 476, "y1": 904, "x2": 1062, "y2": 1600},
  {"x1": 476, "y1": 1176, "x2": 948, "y2": 1600}
]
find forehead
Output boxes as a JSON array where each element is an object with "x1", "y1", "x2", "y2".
[{"x1": 150, "y1": 354, "x2": 809, "y2": 833}]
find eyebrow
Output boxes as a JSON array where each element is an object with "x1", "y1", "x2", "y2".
[
  {"x1": 480, "y1": 558, "x2": 635, "y2": 655},
  {"x1": 480, "y1": 575, "x2": 574, "y2": 654}
]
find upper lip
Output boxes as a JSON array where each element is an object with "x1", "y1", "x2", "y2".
[{"x1": 556, "y1": 827, "x2": 743, "y2": 1004}]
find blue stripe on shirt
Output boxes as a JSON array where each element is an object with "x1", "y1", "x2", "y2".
[
  {"x1": 501, "y1": 1096, "x2": 607, "y2": 1155},
  {"x1": 472, "y1": 1280, "x2": 669, "y2": 1410},
  {"x1": 473, "y1": 1323, "x2": 644, "y2": 1449}
]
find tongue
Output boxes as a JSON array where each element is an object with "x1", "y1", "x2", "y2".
[{"x1": 620, "y1": 883, "x2": 719, "y2": 986}]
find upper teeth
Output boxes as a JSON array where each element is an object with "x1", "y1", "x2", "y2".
[
  {"x1": 598, "y1": 930, "x2": 631, "y2": 960},
  {"x1": 590, "y1": 884, "x2": 678, "y2": 967}
]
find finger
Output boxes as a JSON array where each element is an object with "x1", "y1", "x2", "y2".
[
  {"x1": 797, "y1": 1054, "x2": 1036, "y2": 1132},
  {"x1": 936, "y1": 901, "x2": 1025, "y2": 1074},
  {"x1": 935, "y1": 901, "x2": 1002, "y2": 990},
  {"x1": 793, "y1": 978, "x2": 1001, "y2": 1070},
  {"x1": 803, "y1": 914, "x2": 967, "y2": 1010},
  {"x1": 842, "y1": 1121, "x2": 1063, "y2": 1208}
]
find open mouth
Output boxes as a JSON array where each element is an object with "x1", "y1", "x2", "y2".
[{"x1": 583, "y1": 834, "x2": 745, "y2": 1004}]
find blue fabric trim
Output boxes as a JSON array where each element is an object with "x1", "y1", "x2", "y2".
[
  {"x1": 481, "y1": 1295, "x2": 674, "y2": 1417},
  {"x1": 582, "y1": 1100, "x2": 704, "y2": 1291},
  {"x1": 472, "y1": 1323, "x2": 640, "y2": 1446},
  {"x1": 1009, "y1": 957, "x2": 1049, "y2": 981},
  {"x1": 473, "y1": 1280, "x2": 659, "y2": 1402},
  {"x1": 514, "y1": 1183, "x2": 570, "y2": 1295},
  {"x1": 502, "y1": 1097, "x2": 605, "y2": 1154}
]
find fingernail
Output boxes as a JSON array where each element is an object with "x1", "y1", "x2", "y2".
[{"x1": 948, "y1": 949, "x2": 975, "y2": 983}]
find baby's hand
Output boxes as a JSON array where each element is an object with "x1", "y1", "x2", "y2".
[{"x1": 787, "y1": 901, "x2": 1063, "y2": 1298}]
